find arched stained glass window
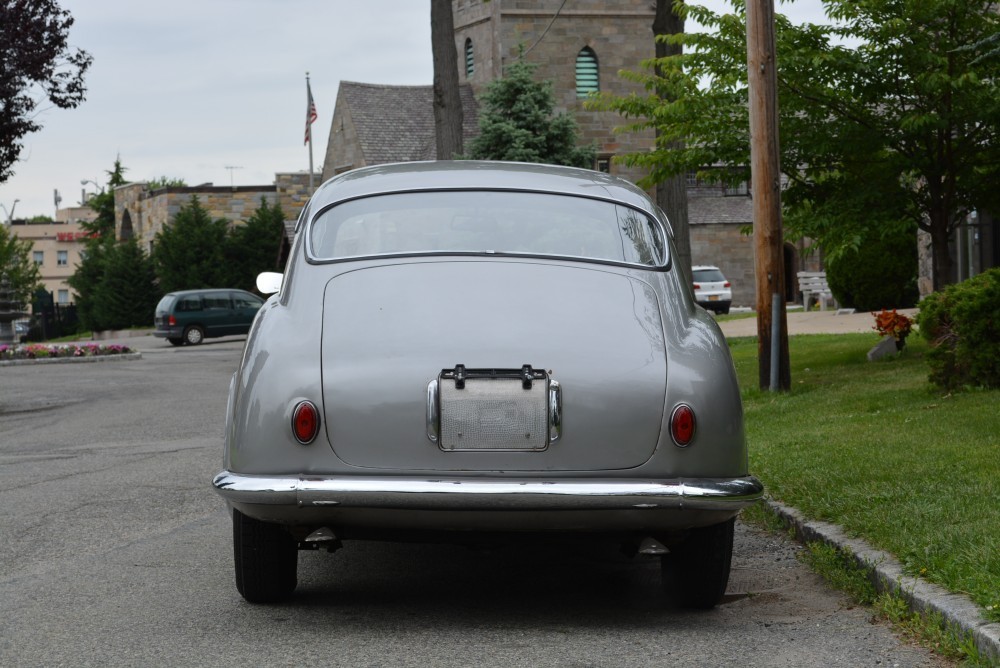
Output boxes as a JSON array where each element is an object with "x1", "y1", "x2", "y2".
[
  {"x1": 575, "y1": 47, "x2": 599, "y2": 98},
  {"x1": 465, "y1": 38, "x2": 475, "y2": 78}
]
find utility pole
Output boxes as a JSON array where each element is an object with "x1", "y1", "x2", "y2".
[{"x1": 746, "y1": 0, "x2": 790, "y2": 391}]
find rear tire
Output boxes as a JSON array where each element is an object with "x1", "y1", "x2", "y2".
[
  {"x1": 233, "y1": 508, "x2": 298, "y2": 603},
  {"x1": 183, "y1": 325, "x2": 204, "y2": 346},
  {"x1": 167, "y1": 337, "x2": 183, "y2": 346},
  {"x1": 663, "y1": 518, "x2": 734, "y2": 609}
]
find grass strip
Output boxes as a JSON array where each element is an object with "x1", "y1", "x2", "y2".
[{"x1": 730, "y1": 333, "x2": 1000, "y2": 624}]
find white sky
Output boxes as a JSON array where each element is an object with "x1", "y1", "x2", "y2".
[{"x1": 1, "y1": 0, "x2": 831, "y2": 220}]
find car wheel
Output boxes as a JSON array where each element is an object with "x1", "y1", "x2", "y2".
[
  {"x1": 232, "y1": 508, "x2": 297, "y2": 603},
  {"x1": 167, "y1": 337, "x2": 183, "y2": 346},
  {"x1": 663, "y1": 517, "x2": 734, "y2": 609},
  {"x1": 718, "y1": 306, "x2": 730, "y2": 315},
  {"x1": 183, "y1": 325, "x2": 204, "y2": 346}
]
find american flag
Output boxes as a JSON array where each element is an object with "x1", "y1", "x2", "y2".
[{"x1": 304, "y1": 80, "x2": 318, "y2": 145}]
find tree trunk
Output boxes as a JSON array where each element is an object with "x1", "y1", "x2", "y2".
[
  {"x1": 929, "y1": 210, "x2": 955, "y2": 291},
  {"x1": 431, "y1": 0, "x2": 464, "y2": 160},
  {"x1": 653, "y1": 0, "x2": 691, "y2": 281}
]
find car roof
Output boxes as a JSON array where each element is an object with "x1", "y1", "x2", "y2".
[
  {"x1": 164, "y1": 289, "x2": 253, "y2": 297},
  {"x1": 308, "y1": 160, "x2": 658, "y2": 215},
  {"x1": 691, "y1": 265, "x2": 722, "y2": 271}
]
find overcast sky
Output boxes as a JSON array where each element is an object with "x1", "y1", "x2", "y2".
[{"x1": 1, "y1": 0, "x2": 831, "y2": 221}]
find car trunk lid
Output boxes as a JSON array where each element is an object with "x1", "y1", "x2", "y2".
[{"x1": 320, "y1": 260, "x2": 667, "y2": 472}]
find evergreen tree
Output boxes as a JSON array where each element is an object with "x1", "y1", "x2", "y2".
[
  {"x1": 223, "y1": 198, "x2": 286, "y2": 292},
  {"x1": 68, "y1": 158, "x2": 127, "y2": 330},
  {"x1": 91, "y1": 237, "x2": 157, "y2": 330},
  {"x1": 466, "y1": 57, "x2": 595, "y2": 168},
  {"x1": 152, "y1": 196, "x2": 229, "y2": 294}
]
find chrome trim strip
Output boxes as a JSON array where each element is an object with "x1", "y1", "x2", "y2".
[
  {"x1": 213, "y1": 472, "x2": 764, "y2": 512},
  {"x1": 425, "y1": 379, "x2": 439, "y2": 443},
  {"x1": 548, "y1": 380, "x2": 562, "y2": 444}
]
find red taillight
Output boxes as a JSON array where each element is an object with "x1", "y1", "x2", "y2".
[
  {"x1": 692, "y1": 283, "x2": 701, "y2": 290},
  {"x1": 168, "y1": 315, "x2": 176, "y2": 326},
  {"x1": 724, "y1": 281, "x2": 731, "y2": 288},
  {"x1": 291, "y1": 401, "x2": 320, "y2": 444},
  {"x1": 670, "y1": 404, "x2": 696, "y2": 447}
]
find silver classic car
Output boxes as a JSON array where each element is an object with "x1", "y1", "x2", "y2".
[{"x1": 213, "y1": 161, "x2": 762, "y2": 607}]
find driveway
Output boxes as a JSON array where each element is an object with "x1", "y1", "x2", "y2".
[{"x1": 0, "y1": 333, "x2": 947, "y2": 666}]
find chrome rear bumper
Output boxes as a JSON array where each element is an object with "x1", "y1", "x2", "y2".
[{"x1": 213, "y1": 471, "x2": 763, "y2": 516}]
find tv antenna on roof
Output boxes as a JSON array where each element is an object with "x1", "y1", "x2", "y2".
[{"x1": 224, "y1": 165, "x2": 243, "y2": 188}]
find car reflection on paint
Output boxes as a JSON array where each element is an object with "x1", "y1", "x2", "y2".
[{"x1": 212, "y1": 161, "x2": 762, "y2": 607}]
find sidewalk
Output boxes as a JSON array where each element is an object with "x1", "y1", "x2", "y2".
[{"x1": 717, "y1": 307, "x2": 918, "y2": 338}]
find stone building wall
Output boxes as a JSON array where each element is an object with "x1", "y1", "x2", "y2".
[
  {"x1": 113, "y1": 172, "x2": 318, "y2": 256},
  {"x1": 324, "y1": 86, "x2": 363, "y2": 176}
]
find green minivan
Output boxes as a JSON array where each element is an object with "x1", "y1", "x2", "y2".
[{"x1": 153, "y1": 289, "x2": 264, "y2": 346}]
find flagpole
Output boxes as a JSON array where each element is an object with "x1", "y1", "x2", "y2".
[{"x1": 306, "y1": 72, "x2": 315, "y2": 191}]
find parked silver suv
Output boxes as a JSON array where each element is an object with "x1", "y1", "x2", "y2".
[{"x1": 691, "y1": 265, "x2": 732, "y2": 315}]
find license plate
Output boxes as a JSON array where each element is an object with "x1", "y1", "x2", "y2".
[
  {"x1": 435, "y1": 366, "x2": 550, "y2": 451},
  {"x1": 709, "y1": 295, "x2": 720, "y2": 301}
]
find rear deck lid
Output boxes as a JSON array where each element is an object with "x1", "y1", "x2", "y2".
[{"x1": 320, "y1": 261, "x2": 667, "y2": 472}]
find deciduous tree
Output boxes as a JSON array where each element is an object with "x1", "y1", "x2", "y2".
[
  {"x1": 596, "y1": 0, "x2": 1000, "y2": 290},
  {"x1": 0, "y1": 0, "x2": 92, "y2": 182}
]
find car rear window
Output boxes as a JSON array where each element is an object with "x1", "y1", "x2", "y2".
[
  {"x1": 308, "y1": 191, "x2": 667, "y2": 267},
  {"x1": 692, "y1": 268, "x2": 727, "y2": 282}
]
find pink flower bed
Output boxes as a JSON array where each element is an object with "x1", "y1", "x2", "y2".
[{"x1": 0, "y1": 343, "x2": 133, "y2": 361}]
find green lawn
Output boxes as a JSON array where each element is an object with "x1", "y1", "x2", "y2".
[{"x1": 730, "y1": 333, "x2": 1000, "y2": 622}]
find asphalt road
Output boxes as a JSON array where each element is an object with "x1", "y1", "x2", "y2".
[{"x1": 0, "y1": 334, "x2": 947, "y2": 667}]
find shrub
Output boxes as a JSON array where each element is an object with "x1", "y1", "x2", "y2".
[
  {"x1": 918, "y1": 268, "x2": 1000, "y2": 390},
  {"x1": 826, "y1": 231, "x2": 919, "y2": 311}
]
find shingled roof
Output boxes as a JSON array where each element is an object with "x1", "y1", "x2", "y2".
[
  {"x1": 687, "y1": 194, "x2": 753, "y2": 226},
  {"x1": 338, "y1": 82, "x2": 479, "y2": 164}
]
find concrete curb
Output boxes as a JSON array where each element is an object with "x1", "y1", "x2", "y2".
[
  {"x1": 0, "y1": 352, "x2": 142, "y2": 367},
  {"x1": 765, "y1": 499, "x2": 1000, "y2": 662}
]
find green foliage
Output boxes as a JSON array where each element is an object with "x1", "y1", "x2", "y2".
[
  {"x1": 70, "y1": 159, "x2": 129, "y2": 330},
  {"x1": 918, "y1": 268, "x2": 1000, "y2": 390},
  {"x1": 152, "y1": 196, "x2": 229, "y2": 294},
  {"x1": 0, "y1": 0, "x2": 92, "y2": 183},
  {"x1": 466, "y1": 57, "x2": 596, "y2": 168},
  {"x1": 89, "y1": 238, "x2": 157, "y2": 331},
  {"x1": 26, "y1": 215, "x2": 54, "y2": 223},
  {"x1": 222, "y1": 198, "x2": 286, "y2": 292},
  {"x1": 591, "y1": 0, "x2": 1000, "y2": 287},
  {"x1": 145, "y1": 176, "x2": 187, "y2": 190},
  {"x1": 825, "y1": 226, "x2": 919, "y2": 311},
  {"x1": 0, "y1": 222, "x2": 40, "y2": 304}
]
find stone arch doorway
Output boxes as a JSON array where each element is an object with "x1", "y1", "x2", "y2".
[{"x1": 120, "y1": 209, "x2": 134, "y2": 241}]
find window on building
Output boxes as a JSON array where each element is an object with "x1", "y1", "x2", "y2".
[
  {"x1": 33, "y1": 251, "x2": 43, "y2": 265},
  {"x1": 465, "y1": 38, "x2": 475, "y2": 79},
  {"x1": 57, "y1": 290, "x2": 69, "y2": 304},
  {"x1": 57, "y1": 250, "x2": 68, "y2": 266},
  {"x1": 596, "y1": 156, "x2": 611, "y2": 173},
  {"x1": 575, "y1": 47, "x2": 599, "y2": 98}
]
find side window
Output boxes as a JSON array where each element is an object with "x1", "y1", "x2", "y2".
[
  {"x1": 232, "y1": 293, "x2": 263, "y2": 309},
  {"x1": 203, "y1": 293, "x2": 232, "y2": 310},
  {"x1": 177, "y1": 296, "x2": 203, "y2": 312}
]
